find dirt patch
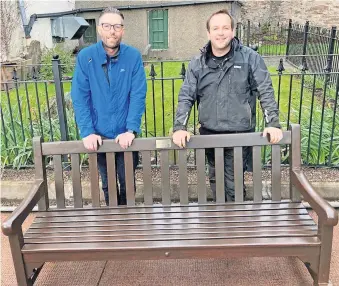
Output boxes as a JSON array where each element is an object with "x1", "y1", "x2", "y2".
[{"x1": 1, "y1": 166, "x2": 338, "y2": 183}]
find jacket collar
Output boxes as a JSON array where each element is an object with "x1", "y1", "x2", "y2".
[
  {"x1": 201, "y1": 37, "x2": 241, "y2": 68},
  {"x1": 97, "y1": 41, "x2": 126, "y2": 64}
]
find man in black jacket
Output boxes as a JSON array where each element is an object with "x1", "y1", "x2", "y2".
[{"x1": 172, "y1": 9, "x2": 283, "y2": 201}]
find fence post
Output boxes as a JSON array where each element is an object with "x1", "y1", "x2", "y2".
[
  {"x1": 285, "y1": 19, "x2": 292, "y2": 58},
  {"x1": 247, "y1": 20, "x2": 250, "y2": 47},
  {"x1": 325, "y1": 26, "x2": 337, "y2": 73},
  {"x1": 52, "y1": 55, "x2": 69, "y2": 142},
  {"x1": 301, "y1": 21, "x2": 309, "y2": 68},
  {"x1": 236, "y1": 22, "x2": 240, "y2": 38}
]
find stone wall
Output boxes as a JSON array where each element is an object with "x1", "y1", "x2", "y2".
[{"x1": 241, "y1": 0, "x2": 338, "y2": 28}]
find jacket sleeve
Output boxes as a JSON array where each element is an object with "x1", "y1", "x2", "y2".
[
  {"x1": 71, "y1": 53, "x2": 96, "y2": 138},
  {"x1": 250, "y1": 53, "x2": 281, "y2": 129},
  {"x1": 126, "y1": 53, "x2": 147, "y2": 134},
  {"x1": 173, "y1": 60, "x2": 198, "y2": 132}
]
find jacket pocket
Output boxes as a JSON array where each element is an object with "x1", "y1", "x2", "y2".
[
  {"x1": 198, "y1": 97, "x2": 209, "y2": 124},
  {"x1": 225, "y1": 100, "x2": 252, "y2": 130}
]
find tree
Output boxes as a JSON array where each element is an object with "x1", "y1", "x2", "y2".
[{"x1": 0, "y1": 0, "x2": 21, "y2": 62}]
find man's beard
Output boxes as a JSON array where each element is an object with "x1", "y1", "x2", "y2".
[{"x1": 103, "y1": 39, "x2": 121, "y2": 50}]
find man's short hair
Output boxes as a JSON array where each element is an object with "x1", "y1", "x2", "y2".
[
  {"x1": 206, "y1": 9, "x2": 234, "y2": 31},
  {"x1": 99, "y1": 7, "x2": 124, "y2": 23}
]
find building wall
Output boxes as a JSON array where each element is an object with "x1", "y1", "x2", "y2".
[
  {"x1": 26, "y1": 0, "x2": 77, "y2": 49},
  {"x1": 79, "y1": 1, "x2": 241, "y2": 59},
  {"x1": 4, "y1": 0, "x2": 241, "y2": 61},
  {"x1": 242, "y1": 0, "x2": 339, "y2": 28}
]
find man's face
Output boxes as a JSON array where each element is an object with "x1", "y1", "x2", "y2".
[
  {"x1": 97, "y1": 13, "x2": 124, "y2": 49},
  {"x1": 207, "y1": 13, "x2": 234, "y2": 51}
]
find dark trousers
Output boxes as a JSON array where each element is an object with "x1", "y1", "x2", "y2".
[
  {"x1": 97, "y1": 152, "x2": 139, "y2": 205},
  {"x1": 200, "y1": 127, "x2": 252, "y2": 202}
]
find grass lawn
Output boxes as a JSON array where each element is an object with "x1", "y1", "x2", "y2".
[{"x1": 258, "y1": 44, "x2": 287, "y2": 56}]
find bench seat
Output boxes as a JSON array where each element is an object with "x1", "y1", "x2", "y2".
[{"x1": 22, "y1": 201, "x2": 320, "y2": 262}]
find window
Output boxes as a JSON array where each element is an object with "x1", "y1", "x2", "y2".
[
  {"x1": 52, "y1": 37, "x2": 65, "y2": 44},
  {"x1": 83, "y1": 19, "x2": 97, "y2": 44},
  {"x1": 148, "y1": 10, "x2": 168, "y2": 49}
]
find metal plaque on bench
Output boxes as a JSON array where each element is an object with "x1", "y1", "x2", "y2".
[{"x1": 156, "y1": 139, "x2": 172, "y2": 149}]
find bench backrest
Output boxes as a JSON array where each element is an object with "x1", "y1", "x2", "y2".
[{"x1": 33, "y1": 124, "x2": 301, "y2": 210}]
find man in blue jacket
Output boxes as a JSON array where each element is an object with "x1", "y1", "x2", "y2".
[{"x1": 71, "y1": 7, "x2": 147, "y2": 205}]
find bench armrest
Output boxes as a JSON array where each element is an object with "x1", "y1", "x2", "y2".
[
  {"x1": 291, "y1": 170, "x2": 338, "y2": 226},
  {"x1": 2, "y1": 180, "x2": 45, "y2": 236}
]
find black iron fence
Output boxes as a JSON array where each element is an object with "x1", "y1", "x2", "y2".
[
  {"x1": 1, "y1": 54, "x2": 338, "y2": 168},
  {"x1": 237, "y1": 20, "x2": 288, "y2": 56},
  {"x1": 237, "y1": 20, "x2": 339, "y2": 87}
]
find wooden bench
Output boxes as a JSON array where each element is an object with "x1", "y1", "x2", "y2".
[{"x1": 2, "y1": 124, "x2": 338, "y2": 286}]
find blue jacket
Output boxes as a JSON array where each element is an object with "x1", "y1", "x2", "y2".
[{"x1": 71, "y1": 41, "x2": 147, "y2": 139}]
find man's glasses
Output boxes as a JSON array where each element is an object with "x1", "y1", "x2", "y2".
[{"x1": 101, "y1": 23, "x2": 124, "y2": 32}]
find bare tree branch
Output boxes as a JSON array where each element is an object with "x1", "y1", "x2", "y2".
[{"x1": 0, "y1": 0, "x2": 21, "y2": 61}]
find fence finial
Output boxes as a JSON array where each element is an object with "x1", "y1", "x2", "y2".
[
  {"x1": 301, "y1": 58, "x2": 308, "y2": 72},
  {"x1": 277, "y1": 58, "x2": 285, "y2": 74},
  {"x1": 32, "y1": 67, "x2": 37, "y2": 80},
  {"x1": 180, "y1": 63, "x2": 186, "y2": 78},
  {"x1": 149, "y1": 64, "x2": 157, "y2": 78},
  {"x1": 12, "y1": 68, "x2": 18, "y2": 81}
]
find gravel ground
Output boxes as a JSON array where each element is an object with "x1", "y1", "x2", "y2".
[{"x1": 1, "y1": 166, "x2": 338, "y2": 183}]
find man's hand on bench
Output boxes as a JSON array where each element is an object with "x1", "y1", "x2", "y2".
[
  {"x1": 263, "y1": 127, "x2": 283, "y2": 144},
  {"x1": 83, "y1": 134, "x2": 103, "y2": 151},
  {"x1": 172, "y1": 130, "x2": 191, "y2": 148},
  {"x1": 116, "y1": 132, "x2": 136, "y2": 149}
]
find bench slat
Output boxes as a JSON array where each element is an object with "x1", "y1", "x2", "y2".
[
  {"x1": 26, "y1": 220, "x2": 316, "y2": 235},
  {"x1": 272, "y1": 145, "x2": 281, "y2": 201},
  {"x1": 252, "y1": 146, "x2": 262, "y2": 202},
  {"x1": 141, "y1": 151, "x2": 153, "y2": 205},
  {"x1": 71, "y1": 154, "x2": 83, "y2": 208},
  {"x1": 53, "y1": 155, "x2": 65, "y2": 209},
  {"x1": 34, "y1": 208, "x2": 309, "y2": 223},
  {"x1": 106, "y1": 153, "x2": 118, "y2": 207},
  {"x1": 215, "y1": 148, "x2": 225, "y2": 203},
  {"x1": 160, "y1": 150, "x2": 171, "y2": 205},
  {"x1": 29, "y1": 215, "x2": 315, "y2": 231},
  {"x1": 178, "y1": 149, "x2": 188, "y2": 205},
  {"x1": 88, "y1": 154, "x2": 100, "y2": 207},
  {"x1": 37, "y1": 202, "x2": 306, "y2": 217},
  {"x1": 25, "y1": 225, "x2": 317, "y2": 239},
  {"x1": 196, "y1": 149, "x2": 206, "y2": 204},
  {"x1": 24, "y1": 229, "x2": 318, "y2": 244},
  {"x1": 124, "y1": 152, "x2": 135, "y2": 206},
  {"x1": 41, "y1": 132, "x2": 292, "y2": 155},
  {"x1": 22, "y1": 236, "x2": 320, "y2": 260},
  {"x1": 234, "y1": 147, "x2": 243, "y2": 202}
]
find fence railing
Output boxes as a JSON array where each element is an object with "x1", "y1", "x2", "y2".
[
  {"x1": 237, "y1": 20, "x2": 288, "y2": 56},
  {"x1": 237, "y1": 20, "x2": 339, "y2": 87},
  {"x1": 1, "y1": 54, "x2": 338, "y2": 169}
]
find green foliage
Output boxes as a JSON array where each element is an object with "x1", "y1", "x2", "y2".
[{"x1": 39, "y1": 46, "x2": 75, "y2": 80}]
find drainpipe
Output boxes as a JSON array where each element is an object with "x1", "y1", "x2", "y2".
[{"x1": 18, "y1": 0, "x2": 27, "y2": 25}]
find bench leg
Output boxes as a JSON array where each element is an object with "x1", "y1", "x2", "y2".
[
  {"x1": 299, "y1": 255, "x2": 319, "y2": 282},
  {"x1": 9, "y1": 233, "x2": 32, "y2": 286},
  {"x1": 313, "y1": 225, "x2": 334, "y2": 286},
  {"x1": 25, "y1": 262, "x2": 44, "y2": 284}
]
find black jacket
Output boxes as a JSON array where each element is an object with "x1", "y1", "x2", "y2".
[{"x1": 173, "y1": 37, "x2": 281, "y2": 132}]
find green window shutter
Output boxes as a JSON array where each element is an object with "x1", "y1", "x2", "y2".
[
  {"x1": 149, "y1": 9, "x2": 168, "y2": 49},
  {"x1": 163, "y1": 10, "x2": 168, "y2": 49}
]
